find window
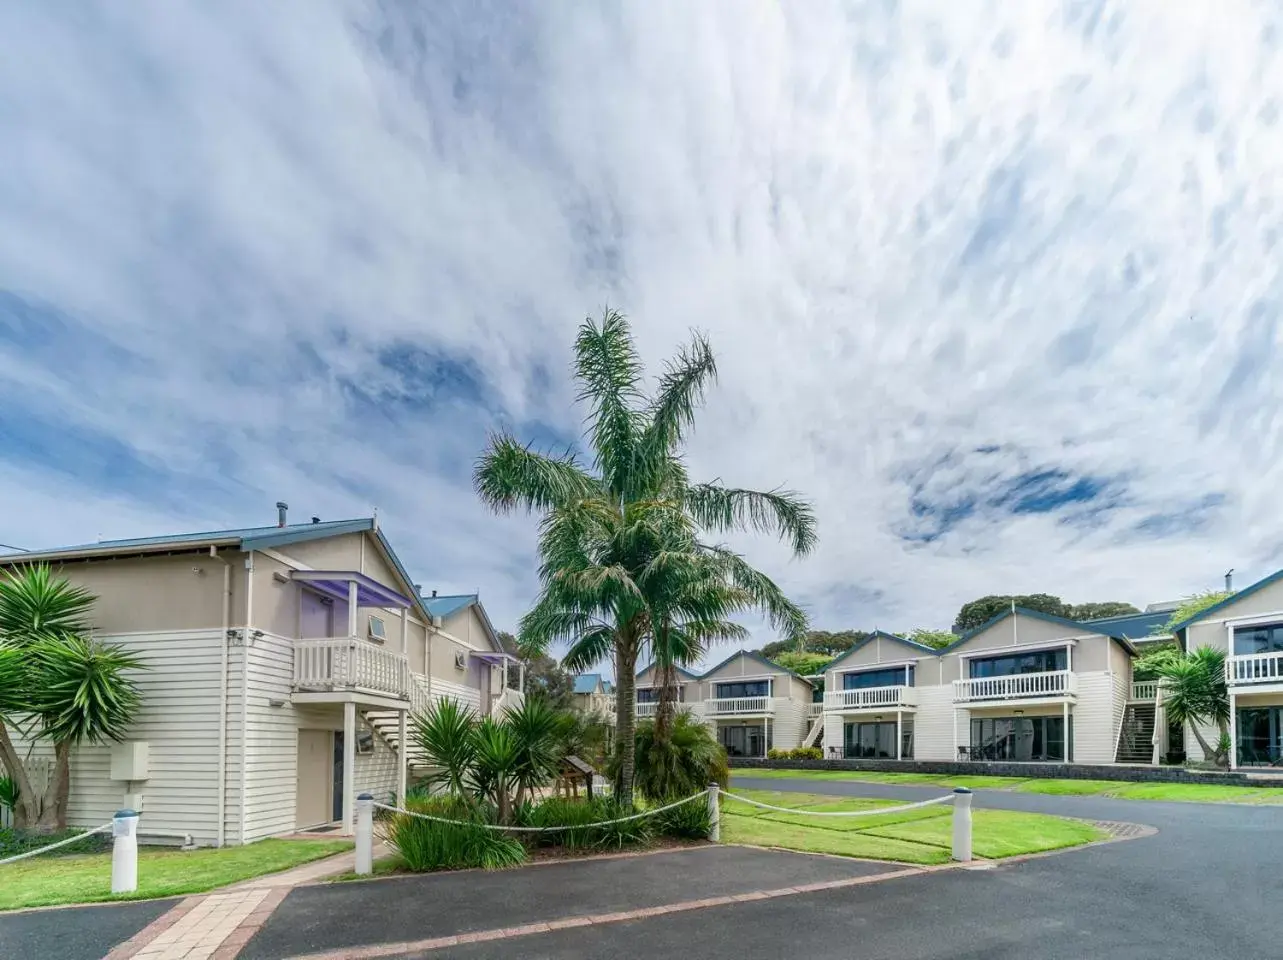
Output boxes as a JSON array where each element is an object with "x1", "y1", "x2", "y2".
[
  {"x1": 968, "y1": 648, "x2": 1066, "y2": 679},
  {"x1": 714, "y1": 680, "x2": 770, "y2": 699},
  {"x1": 1237, "y1": 706, "x2": 1283, "y2": 765},
  {"x1": 842, "y1": 666, "x2": 914, "y2": 690},
  {"x1": 969, "y1": 716, "x2": 1069, "y2": 762},
  {"x1": 636, "y1": 688, "x2": 659, "y2": 703},
  {"x1": 1233, "y1": 623, "x2": 1283, "y2": 656},
  {"x1": 367, "y1": 615, "x2": 387, "y2": 643}
]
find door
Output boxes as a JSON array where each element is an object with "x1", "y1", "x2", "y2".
[
  {"x1": 296, "y1": 730, "x2": 333, "y2": 829},
  {"x1": 1238, "y1": 707, "x2": 1283, "y2": 765}
]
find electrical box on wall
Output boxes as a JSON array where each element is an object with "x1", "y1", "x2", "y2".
[{"x1": 110, "y1": 742, "x2": 150, "y2": 781}]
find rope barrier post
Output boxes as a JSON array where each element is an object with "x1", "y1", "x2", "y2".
[
  {"x1": 951, "y1": 787, "x2": 972, "y2": 863},
  {"x1": 707, "y1": 783, "x2": 720, "y2": 842},
  {"x1": 111, "y1": 809, "x2": 140, "y2": 894},
  {"x1": 355, "y1": 793, "x2": 374, "y2": 876}
]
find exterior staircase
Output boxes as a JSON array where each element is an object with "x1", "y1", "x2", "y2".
[
  {"x1": 1115, "y1": 702, "x2": 1157, "y2": 764},
  {"x1": 802, "y1": 714, "x2": 824, "y2": 748}
]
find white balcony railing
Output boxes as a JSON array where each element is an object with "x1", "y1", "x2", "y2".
[
  {"x1": 824, "y1": 686, "x2": 918, "y2": 711},
  {"x1": 807, "y1": 702, "x2": 824, "y2": 719},
  {"x1": 635, "y1": 701, "x2": 659, "y2": 718},
  {"x1": 1227, "y1": 652, "x2": 1283, "y2": 686},
  {"x1": 294, "y1": 638, "x2": 410, "y2": 699},
  {"x1": 1130, "y1": 681, "x2": 1159, "y2": 701},
  {"x1": 703, "y1": 696, "x2": 773, "y2": 716},
  {"x1": 953, "y1": 669, "x2": 1076, "y2": 703}
]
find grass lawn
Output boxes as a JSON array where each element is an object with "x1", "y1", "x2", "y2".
[
  {"x1": 733, "y1": 769, "x2": 1283, "y2": 804},
  {"x1": 720, "y1": 789, "x2": 1104, "y2": 865},
  {"x1": 0, "y1": 838, "x2": 352, "y2": 911}
]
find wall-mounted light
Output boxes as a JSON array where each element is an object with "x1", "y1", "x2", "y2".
[
  {"x1": 1013, "y1": 710, "x2": 1024, "y2": 716},
  {"x1": 268, "y1": 698, "x2": 286, "y2": 708}
]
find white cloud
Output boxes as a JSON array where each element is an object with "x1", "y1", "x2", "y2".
[{"x1": 1, "y1": 1, "x2": 1282, "y2": 660}]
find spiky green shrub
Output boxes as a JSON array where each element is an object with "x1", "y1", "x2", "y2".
[
  {"x1": 387, "y1": 796, "x2": 525, "y2": 872},
  {"x1": 654, "y1": 797, "x2": 713, "y2": 840},
  {"x1": 633, "y1": 713, "x2": 729, "y2": 801}
]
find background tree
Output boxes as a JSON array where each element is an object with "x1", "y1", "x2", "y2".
[
  {"x1": 476, "y1": 309, "x2": 815, "y2": 805},
  {"x1": 769, "y1": 650, "x2": 831, "y2": 676},
  {"x1": 520, "y1": 649, "x2": 576, "y2": 711},
  {"x1": 1067, "y1": 601, "x2": 1140, "y2": 620},
  {"x1": 759, "y1": 629, "x2": 868, "y2": 660},
  {"x1": 952, "y1": 594, "x2": 1070, "y2": 632},
  {"x1": 907, "y1": 628, "x2": 955, "y2": 649},
  {"x1": 1162, "y1": 591, "x2": 1233, "y2": 634},
  {"x1": 0, "y1": 566, "x2": 144, "y2": 830}
]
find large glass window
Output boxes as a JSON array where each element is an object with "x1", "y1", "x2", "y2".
[
  {"x1": 719, "y1": 724, "x2": 769, "y2": 757},
  {"x1": 1233, "y1": 623, "x2": 1283, "y2": 656},
  {"x1": 1238, "y1": 706, "x2": 1283, "y2": 766},
  {"x1": 969, "y1": 648, "x2": 1067, "y2": 679},
  {"x1": 968, "y1": 716, "x2": 1069, "y2": 761},
  {"x1": 842, "y1": 721, "x2": 911, "y2": 759},
  {"x1": 843, "y1": 666, "x2": 914, "y2": 690},
  {"x1": 715, "y1": 680, "x2": 770, "y2": 699},
  {"x1": 636, "y1": 688, "x2": 659, "y2": 703}
]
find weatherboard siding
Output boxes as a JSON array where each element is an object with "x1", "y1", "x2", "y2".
[
  {"x1": 911, "y1": 686, "x2": 956, "y2": 761},
  {"x1": 1073, "y1": 673, "x2": 1118, "y2": 765}
]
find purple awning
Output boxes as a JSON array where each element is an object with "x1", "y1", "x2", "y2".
[{"x1": 290, "y1": 570, "x2": 412, "y2": 608}]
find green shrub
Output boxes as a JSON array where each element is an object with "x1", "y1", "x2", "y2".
[
  {"x1": 0, "y1": 827, "x2": 110, "y2": 859},
  {"x1": 788, "y1": 747, "x2": 822, "y2": 760},
  {"x1": 387, "y1": 796, "x2": 525, "y2": 872},
  {"x1": 515, "y1": 796, "x2": 652, "y2": 850},
  {"x1": 633, "y1": 713, "x2": 729, "y2": 801},
  {"x1": 766, "y1": 748, "x2": 789, "y2": 760},
  {"x1": 654, "y1": 798, "x2": 713, "y2": 840}
]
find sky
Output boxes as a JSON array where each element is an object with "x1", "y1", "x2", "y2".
[{"x1": 1, "y1": 2, "x2": 1281, "y2": 666}]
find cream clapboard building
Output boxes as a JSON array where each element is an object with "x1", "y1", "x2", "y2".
[
  {"x1": 0, "y1": 515, "x2": 523, "y2": 846},
  {"x1": 635, "y1": 652, "x2": 817, "y2": 757}
]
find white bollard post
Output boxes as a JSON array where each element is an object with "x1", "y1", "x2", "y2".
[
  {"x1": 355, "y1": 793, "x2": 374, "y2": 876},
  {"x1": 951, "y1": 787, "x2": 973, "y2": 863},
  {"x1": 111, "y1": 809, "x2": 140, "y2": 894},
  {"x1": 707, "y1": 783, "x2": 720, "y2": 842}
]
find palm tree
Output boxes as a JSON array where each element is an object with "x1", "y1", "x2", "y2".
[
  {"x1": 1158, "y1": 645, "x2": 1230, "y2": 766},
  {"x1": 476, "y1": 310, "x2": 816, "y2": 804},
  {"x1": 0, "y1": 565, "x2": 144, "y2": 830}
]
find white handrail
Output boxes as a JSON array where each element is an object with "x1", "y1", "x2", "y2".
[
  {"x1": 1130, "y1": 681, "x2": 1159, "y2": 701},
  {"x1": 953, "y1": 670, "x2": 1075, "y2": 703},
  {"x1": 294, "y1": 637, "x2": 409, "y2": 698},
  {"x1": 1227, "y1": 652, "x2": 1283, "y2": 685},
  {"x1": 824, "y1": 686, "x2": 917, "y2": 710},
  {"x1": 704, "y1": 697, "x2": 772, "y2": 715}
]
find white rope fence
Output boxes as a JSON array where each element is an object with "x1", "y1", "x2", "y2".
[
  {"x1": 0, "y1": 822, "x2": 112, "y2": 866},
  {"x1": 719, "y1": 785, "x2": 975, "y2": 863},
  {"x1": 0, "y1": 808, "x2": 141, "y2": 893},
  {"x1": 354, "y1": 784, "x2": 975, "y2": 873}
]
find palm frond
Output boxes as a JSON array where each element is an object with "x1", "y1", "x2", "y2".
[
  {"x1": 684, "y1": 483, "x2": 819, "y2": 556},
  {"x1": 642, "y1": 331, "x2": 717, "y2": 464},
  {"x1": 0, "y1": 565, "x2": 95, "y2": 640},
  {"x1": 474, "y1": 433, "x2": 599, "y2": 514},
  {"x1": 574, "y1": 309, "x2": 645, "y2": 499}
]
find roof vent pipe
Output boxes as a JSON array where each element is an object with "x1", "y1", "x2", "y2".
[
  {"x1": 311, "y1": 516, "x2": 320, "y2": 524},
  {"x1": 431, "y1": 589, "x2": 438, "y2": 598},
  {"x1": 276, "y1": 501, "x2": 288, "y2": 528},
  {"x1": 1225, "y1": 569, "x2": 1235, "y2": 592}
]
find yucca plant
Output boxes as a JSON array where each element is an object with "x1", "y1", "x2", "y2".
[
  {"x1": 1158, "y1": 645, "x2": 1231, "y2": 765},
  {"x1": 388, "y1": 795, "x2": 525, "y2": 871},
  {"x1": 0, "y1": 567, "x2": 144, "y2": 830},
  {"x1": 469, "y1": 719, "x2": 521, "y2": 824},
  {"x1": 410, "y1": 697, "x2": 476, "y2": 795}
]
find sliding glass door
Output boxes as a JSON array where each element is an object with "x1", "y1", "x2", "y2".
[
  {"x1": 719, "y1": 724, "x2": 768, "y2": 758},
  {"x1": 1238, "y1": 707, "x2": 1283, "y2": 766},
  {"x1": 843, "y1": 721, "x2": 902, "y2": 759},
  {"x1": 969, "y1": 716, "x2": 1069, "y2": 762}
]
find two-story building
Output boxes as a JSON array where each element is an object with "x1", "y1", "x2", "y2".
[
  {"x1": 571, "y1": 674, "x2": 616, "y2": 720},
  {"x1": 1171, "y1": 569, "x2": 1283, "y2": 769},
  {"x1": 0, "y1": 514, "x2": 522, "y2": 846},
  {"x1": 633, "y1": 652, "x2": 816, "y2": 757},
  {"x1": 820, "y1": 610, "x2": 1142, "y2": 766}
]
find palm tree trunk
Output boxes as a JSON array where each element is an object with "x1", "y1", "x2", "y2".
[
  {"x1": 613, "y1": 634, "x2": 639, "y2": 807},
  {"x1": 655, "y1": 654, "x2": 678, "y2": 743},
  {"x1": 0, "y1": 722, "x2": 38, "y2": 828},
  {"x1": 1187, "y1": 721, "x2": 1218, "y2": 763}
]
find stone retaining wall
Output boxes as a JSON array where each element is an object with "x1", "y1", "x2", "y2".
[{"x1": 730, "y1": 757, "x2": 1280, "y2": 786}]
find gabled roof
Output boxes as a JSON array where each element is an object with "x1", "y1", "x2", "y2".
[
  {"x1": 424, "y1": 594, "x2": 479, "y2": 619},
  {"x1": 936, "y1": 606, "x2": 1136, "y2": 656},
  {"x1": 0, "y1": 518, "x2": 377, "y2": 564},
  {"x1": 821, "y1": 631, "x2": 940, "y2": 673},
  {"x1": 699, "y1": 649, "x2": 813, "y2": 686},
  {"x1": 1081, "y1": 610, "x2": 1172, "y2": 640},
  {"x1": 573, "y1": 674, "x2": 604, "y2": 695},
  {"x1": 635, "y1": 661, "x2": 700, "y2": 682},
  {"x1": 1169, "y1": 569, "x2": 1283, "y2": 632}
]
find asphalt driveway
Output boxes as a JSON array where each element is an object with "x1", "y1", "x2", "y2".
[
  {"x1": 0, "y1": 897, "x2": 177, "y2": 960},
  {"x1": 431, "y1": 778, "x2": 1283, "y2": 960}
]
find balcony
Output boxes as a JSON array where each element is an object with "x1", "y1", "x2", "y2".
[
  {"x1": 807, "y1": 702, "x2": 824, "y2": 719},
  {"x1": 952, "y1": 669, "x2": 1076, "y2": 704},
  {"x1": 1130, "y1": 681, "x2": 1159, "y2": 701},
  {"x1": 703, "y1": 696, "x2": 774, "y2": 717},
  {"x1": 294, "y1": 637, "x2": 410, "y2": 701},
  {"x1": 824, "y1": 686, "x2": 917, "y2": 712},
  {"x1": 1227, "y1": 652, "x2": 1283, "y2": 686}
]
